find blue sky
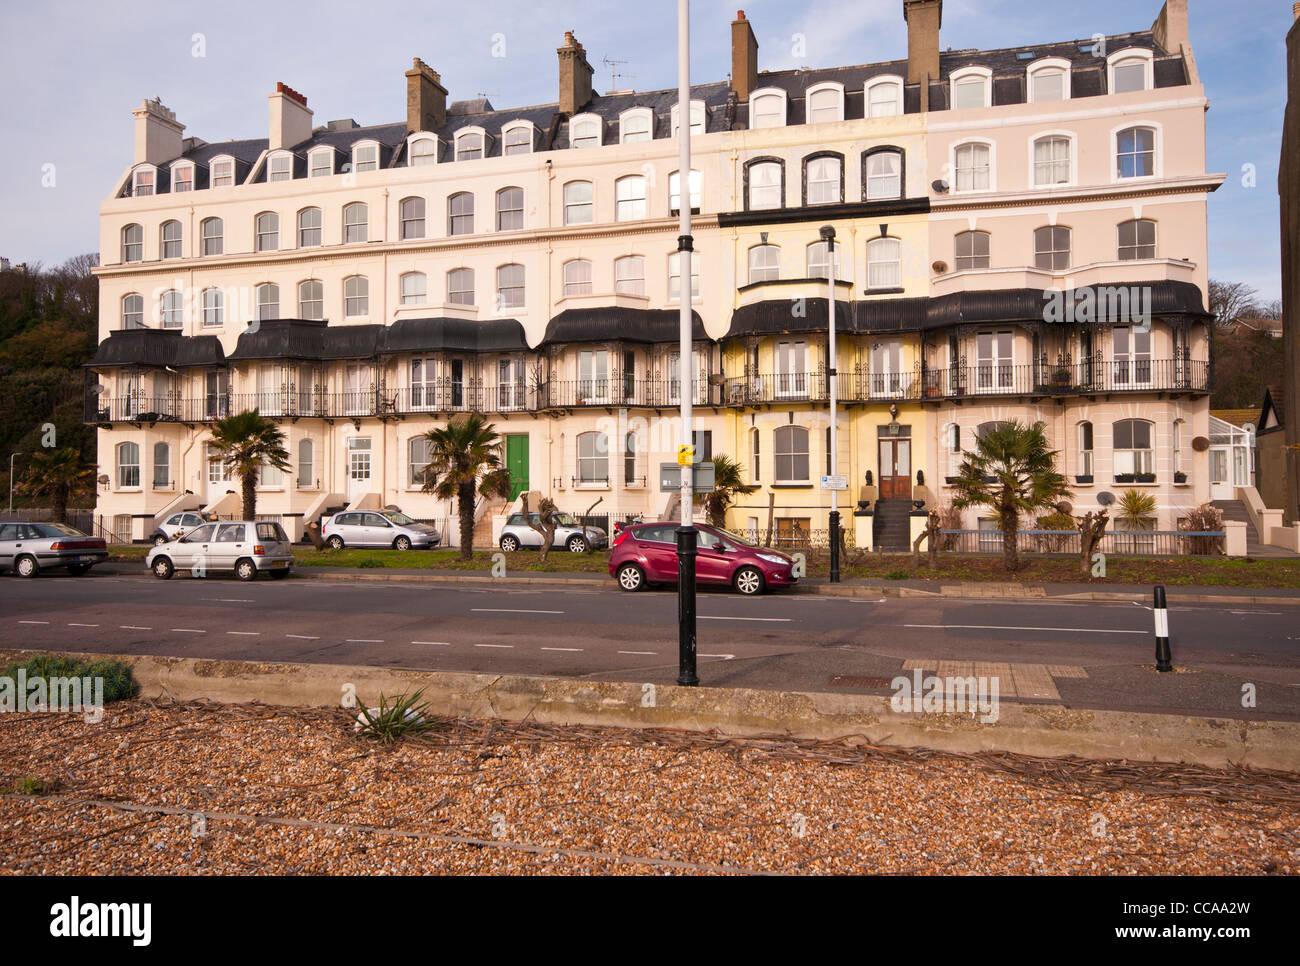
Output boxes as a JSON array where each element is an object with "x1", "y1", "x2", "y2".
[{"x1": 0, "y1": 0, "x2": 1291, "y2": 301}]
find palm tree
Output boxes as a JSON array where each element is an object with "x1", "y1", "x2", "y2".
[
  {"x1": 208, "y1": 410, "x2": 291, "y2": 520},
  {"x1": 950, "y1": 420, "x2": 1071, "y2": 572},
  {"x1": 418, "y1": 413, "x2": 512, "y2": 561},
  {"x1": 20, "y1": 447, "x2": 93, "y2": 524},
  {"x1": 703, "y1": 453, "x2": 757, "y2": 529}
]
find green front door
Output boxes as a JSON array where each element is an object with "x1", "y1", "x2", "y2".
[{"x1": 506, "y1": 434, "x2": 529, "y2": 500}]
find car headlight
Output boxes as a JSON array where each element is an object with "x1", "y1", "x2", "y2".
[{"x1": 756, "y1": 553, "x2": 788, "y2": 565}]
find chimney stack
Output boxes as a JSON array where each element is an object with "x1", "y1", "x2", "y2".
[
  {"x1": 731, "y1": 10, "x2": 759, "y2": 100},
  {"x1": 1151, "y1": 0, "x2": 1189, "y2": 54},
  {"x1": 131, "y1": 99, "x2": 184, "y2": 165},
  {"x1": 269, "y1": 83, "x2": 313, "y2": 150},
  {"x1": 405, "y1": 58, "x2": 448, "y2": 133},
  {"x1": 903, "y1": 0, "x2": 942, "y2": 112},
  {"x1": 557, "y1": 30, "x2": 594, "y2": 115},
  {"x1": 1294, "y1": 1, "x2": 1299, "y2": 22}
]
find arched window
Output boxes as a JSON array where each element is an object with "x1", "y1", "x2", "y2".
[
  {"x1": 950, "y1": 67, "x2": 991, "y2": 109},
  {"x1": 751, "y1": 427, "x2": 761, "y2": 483},
  {"x1": 152, "y1": 441, "x2": 170, "y2": 489},
  {"x1": 1027, "y1": 59, "x2": 1071, "y2": 103},
  {"x1": 408, "y1": 436, "x2": 431, "y2": 486},
  {"x1": 749, "y1": 89, "x2": 786, "y2": 128},
  {"x1": 496, "y1": 187, "x2": 524, "y2": 231},
  {"x1": 122, "y1": 224, "x2": 143, "y2": 263},
  {"x1": 121, "y1": 293, "x2": 144, "y2": 329},
  {"x1": 806, "y1": 82, "x2": 844, "y2": 124},
  {"x1": 619, "y1": 108, "x2": 652, "y2": 143},
  {"x1": 1173, "y1": 419, "x2": 1185, "y2": 476},
  {"x1": 865, "y1": 76, "x2": 903, "y2": 117},
  {"x1": 943, "y1": 423, "x2": 962, "y2": 479},
  {"x1": 670, "y1": 100, "x2": 705, "y2": 137},
  {"x1": 255, "y1": 212, "x2": 279, "y2": 252},
  {"x1": 669, "y1": 170, "x2": 701, "y2": 214},
  {"x1": 343, "y1": 202, "x2": 368, "y2": 243},
  {"x1": 408, "y1": 135, "x2": 438, "y2": 166},
  {"x1": 448, "y1": 192, "x2": 474, "y2": 235},
  {"x1": 806, "y1": 241, "x2": 833, "y2": 279},
  {"x1": 803, "y1": 153, "x2": 843, "y2": 205},
  {"x1": 773, "y1": 426, "x2": 809, "y2": 483},
  {"x1": 745, "y1": 158, "x2": 783, "y2": 210},
  {"x1": 1113, "y1": 419, "x2": 1154, "y2": 479},
  {"x1": 1034, "y1": 226, "x2": 1071, "y2": 271},
  {"x1": 351, "y1": 140, "x2": 379, "y2": 173},
  {"x1": 209, "y1": 156, "x2": 236, "y2": 188},
  {"x1": 399, "y1": 197, "x2": 426, "y2": 239},
  {"x1": 1078, "y1": 421, "x2": 1095, "y2": 479},
  {"x1": 267, "y1": 151, "x2": 293, "y2": 182},
  {"x1": 615, "y1": 256, "x2": 645, "y2": 296},
  {"x1": 1118, "y1": 219, "x2": 1157, "y2": 260},
  {"x1": 864, "y1": 148, "x2": 903, "y2": 200},
  {"x1": 1108, "y1": 49, "x2": 1153, "y2": 94},
  {"x1": 564, "y1": 181, "x2": 594, "y2": 225},
  {"x1": 170, "y1": 162, "x2": 194, "y2": 192},
  {"x1": 160, "y1": 220, "x2": 182, "y2": 259},
  {"x1": 400, "y1": 272, "x2": 427, "y2": 306},
  {"x1": 308, "y1": 148, "x2": 333, "y2": 178},
  {"x1": 448, "y1": 268, "x2": 475, "y2": 305},
  {"x1": 255, "y1": 283, "x2": 280, "y2": 321},
  {"x1": 955, "y1": 230, "x2": 990, "y2": 270},
  {"x1": 668, "y1": 252, "x2": 698, "y2": 302},
  {"x1": 615, "y1": 175, "x2": 647, "y2": 221},
  {"x1": 747, "y1": 244, "x2": 780, "y2": 284},
  {"x1": 298, "y1": 439, "x2": 314, "y2": 488},
  {"x1": 116, "y1": 442, "x2": 140, "y2": 488},
  {"x1": 502, "y1": 122, "x2": 533, "y2": 155},
  {"x1": 570, "y1": 114, "x2": 601, "y2": 148},
  {"x1": 1116, "y1": 126, "x2": 1156, "y2": 179},
  {"x1": 976, "y1": 421, "x2": 1012, "y2": 442},
  {"x1": 563, "y1": 260, "x2": 593, "y2": 297},
  {"x1": 455, "y1": 129, "x2": 484, "y2": 161},
  {"x1": 867, "y1": 237, "x2": 901, "y2": 289},
  {"x1": 954, "y1": 142, "x2": 992, "y2": 191},
  {"x1": 343, "y1": 276, "x2": 369, "y2": 317},
  {"x1": 159, "y1": 289, "x2": 183, "y2": 329},
  {"x1": 297, "y1": 207, "x2": 322, "y2": 247},
  {"x1": 1032, "y1": 136, "x2": 1072, "y2": 187},
  {"x1": 577, "y1": 432, "x2": 609, "y2": 485},
  {"x1": 131, "y1": 166, "x2": 155, "y2": 196},
  {"x1": 200, "y1": 217, "x2": 223, "y2": 256},
  {"x1": 496, "y1": 264, "x2": 525, "y2": 309},
  {"x1": 298, "y1": 280, "x2": 324, "y2": 320},
  {"x1": 201, "y1": 288, "x2": 223, "y2": 327}
]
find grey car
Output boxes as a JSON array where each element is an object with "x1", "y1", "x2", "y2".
[
  {"x1": 320, "y1": 508, "x2": 441, "y2": 550},
  {"x1": 150, "y1": 511, "x2": 205, "y2": 545},
  {"x1": 0, "y1": 522, "x2": 109, "y2": 577},
  {"x1": 146, "y1": 520, "x2": 294, "y2": 581},
  {"x1": 498, "y1": 512, "x2": 607, "y2": 553}
]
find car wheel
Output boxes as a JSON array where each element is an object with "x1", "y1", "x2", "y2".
[
  {"x1": 733, "y1": 566, "x2": 765, "y2": 596},
  {"x1": 327, "y1": 535, "x2": 345, "y2": 550},
  {"x1": 269, "y1": 569, "x2": 290, "y2": 580},
  {"x1": 616, "y1": 563, "x2": 645, "y2": 592},
  {"x1": 566, "y1": 535, "x2": 588, "y2": 554},
  {"x1": 235, "y1": 558, "x2": 257, "y2": 582},
  {"x1": 500, "y1": 534, "x2": 520, "y2": 552},
  {"x1": 153, "y1": 534, "x2": 169, "y2": 546},
  {"x1": 152, "y1": 556, "x2": 175, "y2": 580},
  {"x1": 14, "y1": 555, "x2": 38, "y2": 578},
  {"x1": 67, "y1": 564, "x2": 92, "y2": 576},
  {"x1": 393, "y1": 535, "x2": 412, "y2": 551}
]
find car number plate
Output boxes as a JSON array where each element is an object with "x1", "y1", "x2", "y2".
[{"x1": 270, "y1": 560, "x2": 287, "y2": 567}]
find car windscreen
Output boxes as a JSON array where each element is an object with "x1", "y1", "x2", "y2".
[
  {"x1": 554, "y1": 513, "x2": 579, "y2": 526},
  {"x1": 34, "y1": 523, "x2": 84, "y2": 538},
  {"x1": 713, "y1": 528, "x2": 759, "y2": 548},
  {"x1": 385, "y1": 511, "x2": 416, "y2": 525}
]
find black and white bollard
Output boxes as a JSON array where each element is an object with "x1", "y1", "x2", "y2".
[{"x1": 1153, "y1": 585, "x2": 1173, "y2": 672}]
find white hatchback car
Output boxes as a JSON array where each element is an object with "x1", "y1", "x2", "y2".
[{"x1": 146, "y1": 520, "x2": 294, "y2": 581}]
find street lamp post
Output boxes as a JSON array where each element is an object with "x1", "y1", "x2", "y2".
[
  {"x1": 675, "y1": 0, "x2": 698, "y2": 686},
  {"x1": 821, "y1": 225, "x2": 841, "y2": 583},
  {"x1": 8, "y1": 452, "x2": 27, "y2": 513}
]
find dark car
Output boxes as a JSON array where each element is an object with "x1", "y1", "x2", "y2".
[
  {"x1": 609, "y1": 522, "x2": 797, "y2": 595},
  {"x1": 0, "y1": 522, "x2": 109, "y2": 577}
]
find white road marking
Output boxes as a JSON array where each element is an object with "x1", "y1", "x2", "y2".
[
  {"x1": 699, "y1": 653, "x2": 736, "y2": 660},
  {"x1": 471, "y1": 608, "x2": 564, "y2": 615},
  {"x1": 172, "y1": 628, "x2": 205, "y2": 634},
  {"x1": 120, "y1": 625, "x2": 151, "y2": 630},
  {"x1": 226, "y1": 631, "x2": 259, "y2": 636},
  {"x1": 18, "y1": 620, "x2": 49, "y2": 625},
  {"x1": 904, "y1": 623, "x2": 1145, "y2": 634},
  {"x1": 1230, "y1": 610, "x2": 1282, "y2": 616},
  {"x1": 346, "y1": 639, "x2": 383, "y2": 643},
  {"x1": 475, "y1": 643, "x2": 514, "y2": 649},
  {"x1": 286, "y1": 634, "x2": 319, "y2": 640},
  {"x1": 67, "y1": 623, "x2": 99, "y2": 627},
  {"x1": 698, "y1": 615, "x2": 792, "y2": 623},
  {"x1": 619, "y1": 650, "x2": 657, "y2": 655},
  {"x1": 411, "y1": 641, "x2": 451, "y2": 646},
  {"x1": 541, "y1": 647, "x2": 583, "y2": 652},
  {"x1": 203, "y1": 598, "x2": 254, "y2": 603}
]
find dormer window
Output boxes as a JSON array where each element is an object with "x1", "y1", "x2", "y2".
[
  {"x1": 309, "y1": 148, "x2": 334, "y2": 177},
  {"x1": 171, "y1": 162, "x2": 194, "y2": 192},
  {"x1": 805, "y1": 83, "x2": 845, "y2": 124},
  {"x1": 210, "y1": 156, "x2": 235, "y2": 188},
  {"x1": 502, "y1": 122, "x2": 534, "y2": 155},
  {"x1": 455, "y1": 128, "x2": 487, "y2": 161},
  {"x1": 670, "y1": 101, "x2": 705, "y2": 138},
  {"x1": 865, "y1": 76, "x2": 903, "y2": 117},
  {"x1": 749, "y1": 88, "x2": 786, "y2": 129},
  {"x1": 1108, "y1": 49, "x2": 1154, "y2": 94},
  {"x1": 132, "y1": 166, "x2": 155, "y2": 196},
  {"x1": 351, "y1": 141, "x2": 379, "y2": 173},
  {"x1": 619, "y1": 109, "x2": 653, "y2": 144},
  {"x1": 408, "y1": 135, "x2": 438, "y2": 166},
  {"x1": 1027, "y1": 58, "x2": 1071, "y2": 103},
  {"x1": 267, "y1": 152, "x2": 293, "y2": 182},
  {"x1": 950, "y1": 67, "x2": 992, "y2": 110},
  {"x1": 570, "y1": 114, "x2": 602, "y2": 148}
]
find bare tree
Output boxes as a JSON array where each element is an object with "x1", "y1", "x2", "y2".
[
  {"x1": 578, "y1": 496, "x2": 604, "y2": 553},
  {"x1": 1076, "y1": 509, "x2": 1109, "y2": 575},
  {"x1": 912, "y1": 509, "x2": 942, "y2": 568},
  {"x1": 519, "y1": 492, "x2": 559, "y2": 562},
  {"x1": 1208, "y1": 279, "x2": 1261, "y2": 327}
]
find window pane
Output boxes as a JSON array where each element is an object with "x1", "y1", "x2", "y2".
[
  {"x1": 749, "y1": 162, "x2": 782, "y2": 209},
  {"x1": 1032, "y1": 70, "x2": 1065, "y2": 102},
  {"x1": 496, "y1": 187, "x2": 523, "y2": 231},
  {"x1": 1113, "y1": 61, "x2": 1146, "y2": 94},
  {"x1": 615, "y1": 256, "x2": 645, "y2": 295},
  {"x1": 807, "y1": 157, "x2": 840, "y2": 204},
  {"x1": 954, "y1": 77, "x2": 986, "y2": 109},
  {"x1": 866, "y1": 151, "x2": 901, "y2": 199},
  {"x1": 449, "y1": 268, "x2": 475, "y2": 305},
  {"x1": 564, "y1": 182, "x2": 594, "y2": 224}
]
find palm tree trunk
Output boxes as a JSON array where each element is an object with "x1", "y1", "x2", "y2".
[
  {"x1": 242, "y1": 472, "x2": 257, "y2": 520},
  {"x1": 1001, "y1": 505, "x2": 1019, "y2": 573},
  {"x1": 52, "y1": 484, "x2": 69, "y2": 525},
  {"x1": 458, "y1": 481, "x2": 475, "y2": 561}
]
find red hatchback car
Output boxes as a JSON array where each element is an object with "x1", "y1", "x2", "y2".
[{"x1": 609, "y1": 523, "x2": 797, "y2": 595}]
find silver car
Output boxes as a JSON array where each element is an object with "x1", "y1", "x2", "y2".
[
  {"x1": 146, "y1": 520, "x2": 294, "y2": 581},
  {"x1": 321, "y1": 508, "x2": 440, "y2": 550},
  {"x1": 150, "y1": 511, "x2": 205, "y2": 545},
  {"x1": 0, "y1": 522, "x2": 108, "y2": 577},
  {"x1": 499, "y1": 512, "x2": 607, "y2": 553}
]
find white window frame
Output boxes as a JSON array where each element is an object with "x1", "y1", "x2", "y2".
[
  {"x1": 407, "y1": 134, "x2": 438, "y2": 166},
  {"x1": 668, "y1": 252, "x2": 699, "y2": 303},
  {"x1": 297, "y1": 279, "x2": 323, "y2": 320},
  {"x1": 748, "y1": 87, "x2": 787, "y2": 129},
  {"x1": 116, "y1": 442, "x2": 141, "y2": 489},
  {"x1": 209, "y1": 155, "x2": 236, "y2": 188},
  {"x1": 774, "y1": 341, "x2": 808, "y2": 399},
  {"x1": 1118, "y1": 218, "x2": 1158, "y2": 260},
  {"x1": 343, "y1": 202, "x2": 368, "y2": 243},
  {"x1": 975, "y1": 330, "x2": 1015, "y2": 393},
  {"x1": 448, "y1": 267, "x2": 475, "y2": 305},
  {"x1": 200, "y1": 217, "x2": 223, "y2": 256},
  {"x1": 1029, "y1": 132, "x2": 1076, "y2": 189},
  {"x1": 562, "y1": 259, "x2": 593, "y2": 297},
  {"x1": 447, "y1": 191, "x2": 474, "y2": 236},
  {"x1": 950, "y1": 66, "x2": 993, "y2": 110},
  {"x1": 747, "y1": 160, "x2": 783, "y2": 210},
  {"x1": 495, "y1": 186, "x2": 524, "y2": 231},
  {"x1": 496, "y1": 263, "x2": 525, "y2": 310},
  {"x1": 1026, "y1": 58, "x2": 1072, "y2": 104},
  {"x1": 618, "y1": 108, "x2": 653, "y2": 144},
  {"x1": 576, "y1": 431, "x2": 609, "y2": 486},
  {"x1": 297, "y1": 207, "x2": 322, "y2": 248},
  {"x1": 864, "y1": 75, "x2": 904, "y2": 118},
  {"x1": 1111, "y1": 121, "x2": 1162, "y2": 183},
  {"x1": 866, "y1": 236, "x2": 902, "y2": 290},
  {"x1": 1034, "y1": 225, "x2": 1072, "y2": 271},
  {"x1": 343, "y1": 275, "x2": 369, "y2": 318},
  {"x1": 160, "y1": 219, "x2": 182, "y2": 259},
  {"x1": 951, "y1": 138, "x2": 996, "y2": 193},
  {"x1": 159, "y1": 289, "x2": 183, "y2": 329},
  {"x1": 578, "y1": 350, "x2": 609, "y2": 403},
  {"x1": 669, "y1": 169, "x2": 701, "y2": 214},
  {"x1": 170, "y1": 161, "x2": 194, "y2": 193},
  {"x1": 299, "y1": 439, "x2": 315, "y2": 489},
  {"x1": 454, "y1": 126, "x2": 488, "y2": 161},
  {"x1": 563, "y1": 181, "x2": 594, "y2": 225},
  {"x1": 869, "y1": 339, "x2": 905, "y2": 399},
  {"x1": 1107, "y1": 48, "x2": 1154, "y2": 95},
  {"x1": 400, "y1": 272, "x2": 427, "y2": 306},
  {"x1": 865, "y1": 149, "x2": 903, "y2": 200},
  {"x1": 805, "y1": 82, "x2": 845, "y2": 124},
  {"x1": 1112, "y1": 326, "x2": 1153, "y2": 389},
  {"x1": 954, "y1": 230, "x2": 991, "y2": 271},
  {"x1": 121, "y1": 293, "x2": 144, "y2": 330},
  {"x1": 255, "y1": 283, "x2": 280, "y2": 322},
  {"x1": 615, "y1": 175, "x2": 647, "y2": 221},
  {"x1": 200, "y1": 288, "x2": 223, "y2": 328},
  {"x1": 351, "y1": 140, "x2": 380, "y2": 173},
  {"x1": 267, "y1": 151, "x2": 293, "y2": 182},
  {"x1": 399, "y1": 195, "x2": 426, "y2": 239},
  {"x1": 255, "y1": 211, "x2": 279, "y2": 252},
  {"x1": 747, "y1": 244, "x2": 780, "y2": 285},
  {"x1": 121, "y1": 223, "x2": 143, "y2": 263},
  {"x1": 501, "y1": 120, "x2": 534, "y2": 156},
  {"x1": 569, "y1": 113, "x2": 602, "y2": 149},
  {"x1": 773, "y1": 425, "x2": 810, "y2": 484},
  {"x1": 670, "y1": 100, "x2": 706, "y2": 138},
  {"x1": 131, "y1": 165, "x2": 156, "y2": 196},
  {"x1": 615, "y1": 255, "x2": 645, "y2": 296},
  {"x1": 308, "y1": 148, "x2": 334, "y2": 178}
]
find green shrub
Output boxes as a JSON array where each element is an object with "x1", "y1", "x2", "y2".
[
  {"x1": 353, "y1": 689, "x2": 443, "y2": 744},
  {"x1": 883, "y1": 569, "x2": 910, "y2": 580},
  {"x1": 14, "y1": 777, "x2": 46, "y2": 795},
  {"x1": 3, "y1": 655, "x2": 138, "y2": 703}
]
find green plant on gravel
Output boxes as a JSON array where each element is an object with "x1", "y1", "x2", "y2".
[
  {"x1": 14, "y1": 777, "x2": 46, "y2": 795},
  {"x1": 883, "y1": 569, "x2": 910, "y2": 580},
  {"x1": 2, "y1": 655, "x2": 138, "y2": 703},
  {"x1": 353, "y1": 689, "x2": 443, "y2": 744}
]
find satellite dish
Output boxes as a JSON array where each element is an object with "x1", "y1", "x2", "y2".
[
  {"x1": 1097, "y1": 491, "x2": 1116, "y2": 506},
  {"x1": 932, "y1": 261, "x2": 948, "y2": 274},
  {"x1": 97, "y1": 474, "x2": 110, "y2": 486},
  {"x1": 931, "y1": 179, "x2": 950, "y2": 194},
  {"x1": 90, "y1": 383, "x2": 107, "y2": 395},
  {"x1": 1192, "y1": 436, "x2": 1210, "y2": 452}
]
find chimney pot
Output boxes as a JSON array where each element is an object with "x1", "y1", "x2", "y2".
[{"x1": 269, "y1": 83, "x2": 313, "y2": 150}]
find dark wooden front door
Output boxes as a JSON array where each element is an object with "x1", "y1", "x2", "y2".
[{"x1": 878, "y1": 437, "x2": 911, "y2": 500}]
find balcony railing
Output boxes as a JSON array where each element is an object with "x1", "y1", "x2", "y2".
[{"x1": 913, "y1": 359, "x2": 1208, "y2": 399}]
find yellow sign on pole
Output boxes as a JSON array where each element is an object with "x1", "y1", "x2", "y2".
[{"x1": 677, "y1": 444, "x2": 694, "y2": 466}]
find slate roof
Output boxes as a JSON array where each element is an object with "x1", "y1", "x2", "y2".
[
  {"x1": 85, "y1": 329, "x2": 226, "y2": 368},
  {"x1": 542, "y1": 307, "x2": 708, "y2": 345}
]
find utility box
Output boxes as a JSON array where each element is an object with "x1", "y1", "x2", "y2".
[{"x1": 659, "y1": 462, "x2": 716, "y2": 492}]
